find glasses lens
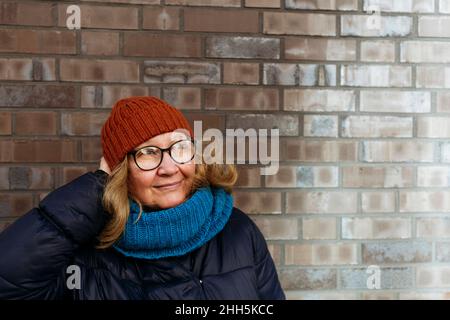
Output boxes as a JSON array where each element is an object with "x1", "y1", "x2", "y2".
[
  {"x1": 171, "y1": 140, "x2": 195, "y2": 164},
  {"x1": 135, "y1": 147, "x2": 161, "y2": 170}
]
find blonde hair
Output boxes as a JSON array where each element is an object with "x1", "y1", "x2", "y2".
[{"x1": 97, "y1": 157, "x2": 238, "y2": 249}]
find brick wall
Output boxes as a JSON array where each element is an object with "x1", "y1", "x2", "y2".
[{"x1": 1, "y1": 0, "x2": 450, "y2": 300}]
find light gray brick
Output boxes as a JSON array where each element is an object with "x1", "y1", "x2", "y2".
[
  {"x1": 401, "y1": 41, "x2": 450, "y2": 63},
  {"x1": 251, "y1": 217, "x2": 299, "y2": 240},
  {"x1": 441, "y1": 0, "x2": 450, "y2": 13},
  {"x1": 360, "y1": 91, "x2": 431, "y2": 113},
  {"x1": 340, "y1": 267, "x2": 414, "y2": 289},
  {"x1": 342, "y1": 116, "x2": 413, "y2": 138},
  {"x1": 304, "y1": 115, "x2": 338, "y2": 137},
  {"x1": 341, "y1": 15, "x2": 412, "y2": 37},
  {"x1": 341, "y1": 65, "x2": 411, "y2": 87},
  {"x1": 416, "y1": 66, "x2": 450, "y2": 88},
  {"x1": 364, "y1": 0, "x2": 435, "y2": 13},
  {"x1": 286, "y1": 0, "x2": 358, "y2": 10},
  {"x1": 206, "y1": 36, "x2": 280, "y2": 59},
  {"x1": 441, "y1": 143, "x2": 450, "y2": 163},
  {"x1": 264, "y1": 64, "x2": 336, "y2": 86},
  {"x1": 416, "y1": 266, "x2": 450, "y2": 288},
  {"x1": 436, "y1": 242, "x2": 450, "y2": 262},
  {"x1": 342, "y1": 217, "x2": 411, "y2": 239},
  {"x1": 419, "y1": 16, "x2": 450, "y2": 37},
  {"x1": 143, "y1": 60, "x2": 220, "y2": 84},
  {"x1": 362, "y1": 241, "x2": 432, "y2": 264},
  {"x1": 279, "y1": 268, "x2": 337, "y2": 290},
  {"x1": 227, "y1": 114, "x2": 299, "y2": 136},
  {"x1": 284, "y1": 89, "x2": 355, "y2": 112},
  {"x1": 361, "y1": 141, "x2": 434, "y2": 162},
  {"x1": 297, "y1": 166, "x2": 339, "y2": 188},
  {"x1": 417, "y1": 166, "x2": 450, "y2": 187}
]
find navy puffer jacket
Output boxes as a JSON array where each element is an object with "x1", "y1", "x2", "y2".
[{"x1": 0, "y1": 170, "x2": 285, "y2": 300}]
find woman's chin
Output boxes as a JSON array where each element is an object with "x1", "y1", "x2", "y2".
[
  {"x1": 155, "y1": 197, "x2": 186, "y2": 210},
  {"x1": 152, "y1": 190, "x2": 188, "y2": 209}
]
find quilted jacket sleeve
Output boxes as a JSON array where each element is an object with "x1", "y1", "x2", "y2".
[{"x1": 0, "y1": 170, "x2": 109, "y2": 299}]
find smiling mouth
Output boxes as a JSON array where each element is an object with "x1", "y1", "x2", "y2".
[{"x1": 154, "y1": 180, "x2": 182, "y2": 190}]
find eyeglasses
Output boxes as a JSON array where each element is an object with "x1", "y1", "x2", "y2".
[{"x1": 128, "y1": 139, "x2": 195, "y2": 171}]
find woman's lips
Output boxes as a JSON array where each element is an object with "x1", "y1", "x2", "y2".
[{"x1": 154, "y1": 180, "x2": 182, "y2": 191}]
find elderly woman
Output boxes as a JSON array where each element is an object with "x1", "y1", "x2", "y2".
[{"x1": 0, "y1": 96, "x2": 285, "y2": 300}]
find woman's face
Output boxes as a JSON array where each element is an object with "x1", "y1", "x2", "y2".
[{"x1": 127, "y1": 131, "x2": 196, "y2": 210}]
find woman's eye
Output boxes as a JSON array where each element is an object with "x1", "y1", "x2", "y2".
[
  {"x1": 175, "y1": 142, "x2": 189, "y2": 149},
  {"x1": 141, "y1": 149, "x2": 159, "y2": 156}
]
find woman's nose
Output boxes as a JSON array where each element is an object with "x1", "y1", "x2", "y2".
[{"x1": 157, "y1": 151, "x2": 179, "y2": 175}]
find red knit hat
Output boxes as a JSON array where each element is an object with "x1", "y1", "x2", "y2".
[{"x1": 101, "y1": 96, "x2": 194, "y2": 171}]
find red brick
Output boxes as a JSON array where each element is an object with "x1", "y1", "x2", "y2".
[
  {"x1": 0, "y1": 58, "x2": 32, "y2": 80},
  {"x1": 143, "y1": 7, "x2": 180, "y2": 30},
  {"x1": 245, "y1": 0, "x2": 280, "y2": 8},
  {"x1": 81, "y1": 0, "x2": 159, "y2": 3},
  {"x1": 60, "y1": 59, "x2": 139, "y2": 83},
  {"x1": 81, "y1": 138, "x2": 102, "y2": 162},
  {"x1": 33, "y1": 58, "x2": 56, "y2": 81},
  {"x1": 0, "y1": 112, "x2": 12, "y2": 135},
  {"x1": 0, "y1": 222, "x2": 10, "y2": 232},
  {"x1": 264, "y1": 12, "x2": 336, "y2": 36},
  {"x1": 0, "y1": 167, "x2": 8, "y2": 189},
  {"x1": 234, "y1": 191, "x2": 282, "y2": 214},
  {"x1": 282, "y1": 139, "x2": 358, "y2": 162},
  {"x1": 81, "y1": 31, "x2": 119, "y2": 56},
  {"x1": 61, "y1": 112, "x2": 109, "y2": 136},
  {"x1": 81, "y1": 85, "x2": 150, "y2": 108},
  {"x1": 0, "y1": 2, "x2": 54, "y2": 26},
  {"x1": 15, "y1": 112, "x2": 58, "y2": 135},
  {"x1": 61, "y1": 167, "x2": 91, "y2": 185},
  {"x1": 184, "y1": 9, "x2": 259, "y2": 33},
  {"x1": 223, "y1": 62, "x2": 259, "y2": 85},
  {"x1": 285, "y1": 38, "x2": 356, "y2": 61},
  {"x1": 124, "y1": 33, "x2": 202, "y2": 58},
  {"x1": 0, "y1": 193, "x2": 34, "y2": 218},
  {"x1": 184, "y1": 114, "x2": 225, "y2": 133},
  {"x1": 0, "y1": 29, "x2": 76, "y2": 54},
  {"x1": 0, "y1": 58, "x2": 56, "y2": 81},
  {"x1": 58, "y1": 4, "x2": 138, "y2": 29},
  {"x1": 235, "y1": 167, "x2": 261, "y2": 187},
  {"x1": 162, "y1": 87, "x2": 201, "y2": 110},
  {"x1": 166, "y1": 0, "x2": 240, "y2": 6},
  {"x1": 0, "y1": 140, "x2": 13, "y2": 162},
  {"x1": 12, "y1": 140, "x2": 78, "y2": 163},
  {"x1": 205, "y1": 87, "x2": 278, "y2": 110}
]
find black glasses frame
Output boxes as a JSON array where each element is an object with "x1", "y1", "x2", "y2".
[{"x1": 127, "y1": 138, "x2": 195, "y2": 171}]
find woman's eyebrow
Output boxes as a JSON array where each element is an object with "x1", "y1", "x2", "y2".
[{"x1": 135, "y1": 139, "x2": 182, "y2": 150}]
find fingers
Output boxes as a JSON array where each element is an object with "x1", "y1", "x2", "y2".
[{"x1": 99, "y1": 156, "x2": 111, "y2": 175}]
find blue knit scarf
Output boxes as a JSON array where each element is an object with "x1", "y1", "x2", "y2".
[{"x1": 113, "y1": 186, "x2": 233, "y2": 260}]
